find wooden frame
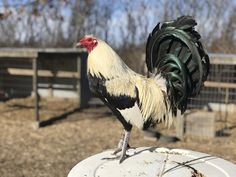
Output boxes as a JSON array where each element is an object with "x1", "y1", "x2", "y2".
[{"x1": 0, "y1": 48, "x2": 87, "y2": 127}]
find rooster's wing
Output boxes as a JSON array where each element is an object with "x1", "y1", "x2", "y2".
[{"x1": 88, "y1": 74, "x2": 145, "y2": 129}]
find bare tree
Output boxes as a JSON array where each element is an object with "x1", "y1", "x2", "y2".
[
  {"x1": 210, "y1": 6, "x2": 236, "y2": 53},
  {"x1": 0, "y1": 0, "x2": 95, "y2": 47},
  {"x1": 0, "y1": 0, "x2": 234, "y2": 56}
]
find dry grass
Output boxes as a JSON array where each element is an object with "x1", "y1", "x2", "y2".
[{"x1": 0, "y1": 98, "x2": 236, "y2": 177}]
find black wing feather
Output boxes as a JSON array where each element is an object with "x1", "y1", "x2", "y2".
[{"x1": 87, "y1": 73, "x2": 137, "y2": 110}]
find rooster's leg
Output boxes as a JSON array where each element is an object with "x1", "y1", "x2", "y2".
[
  {"x1": 113, "y1": 134, "x2": 124, "y2": 154},
  {"x1": 103, "y1": 130, "x2": 130, "y2": 163},
  {"x1": 113, "y1": 130, "x2": 125, "y2": 154},
  {"x1": 119, "y1": 130, "x2": 130, "y2": 163},
  {"x1": 113, "y1": 130, "x2": 130, "y2": 155},
  {"x1": 102, "y1": 114, "x2": 132, "y2": 163}
]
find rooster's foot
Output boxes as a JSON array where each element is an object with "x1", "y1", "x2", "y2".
[
  {"x1": 102, "y1": 153, "x2": 130, "y2": 163},
  {"x1": 103, "y1": 130, "x2": 131, "y2": 163},
  {"x1": 112, "y1": 144, "x2": 130, "y2": 155}
]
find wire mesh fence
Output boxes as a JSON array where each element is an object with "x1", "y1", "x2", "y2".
[
  {"x1": 188, "y1": 53, "x2": 236, "y2": 130},
  {"x1": 0, "y1": 51, "x2": 235, "y2": 130}
]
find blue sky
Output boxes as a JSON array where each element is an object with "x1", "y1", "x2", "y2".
[{"x1": 0, "y1": 0, "x2": 235, "y2": 47}]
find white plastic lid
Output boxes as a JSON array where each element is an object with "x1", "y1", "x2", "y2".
[{"x1": 68, "y1": 147, "x2": 236, "y2": 177}]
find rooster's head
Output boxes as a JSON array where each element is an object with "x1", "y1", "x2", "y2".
[{"x1": 76, "y1": 35, "x2": 98, "y2": 53}]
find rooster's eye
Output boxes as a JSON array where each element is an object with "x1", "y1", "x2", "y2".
[{"x1": 87, "y1": 38, "x2": 93, "y2": 42}]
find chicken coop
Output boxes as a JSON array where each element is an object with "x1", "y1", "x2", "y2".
[
  {"x1": 0, "y1": 48, "x2": 90, "y2": 127},
  {"x1": 182, "y1": 53, "x2": 236, "y2": 138}
]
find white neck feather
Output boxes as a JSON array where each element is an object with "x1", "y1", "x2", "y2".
[{"x1": 87, "y1": 40, "x2": 132, "y2": 78}]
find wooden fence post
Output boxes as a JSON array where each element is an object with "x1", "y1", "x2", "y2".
[
  {"x1": 77, "y1": 55, "x2": 81, "y2": 108},
  {"x1": 175, "y1": 111, "x2": 184, "y2": 140},
  {"x1": 32, "y1": 57, "x2": 40, "y2": 127}
]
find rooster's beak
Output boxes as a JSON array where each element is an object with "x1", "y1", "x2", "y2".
[{"x1": 75, "y1": 42, "x2": 82, "y2": 48}]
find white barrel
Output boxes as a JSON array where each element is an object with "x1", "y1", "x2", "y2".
[{"x1": 68, "y1": 147, "x2": 236, "y2": 177}]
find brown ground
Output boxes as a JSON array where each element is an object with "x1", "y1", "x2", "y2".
[{"x1": 0, "y1": 98, "x2": 236, "y2": 177}]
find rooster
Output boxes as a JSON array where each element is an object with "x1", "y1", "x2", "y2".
[{"x1": 77, "y1": 16, "x2": 209, "y2": 163}]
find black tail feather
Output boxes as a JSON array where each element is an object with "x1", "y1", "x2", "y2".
[{"x1": 146, "y1": 16, "x2": 209, "y2": 115}]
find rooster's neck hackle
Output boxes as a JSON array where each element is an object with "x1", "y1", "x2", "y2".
[{"x1": 87, "y1": 39, "x2": 133, "y2": 79}]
